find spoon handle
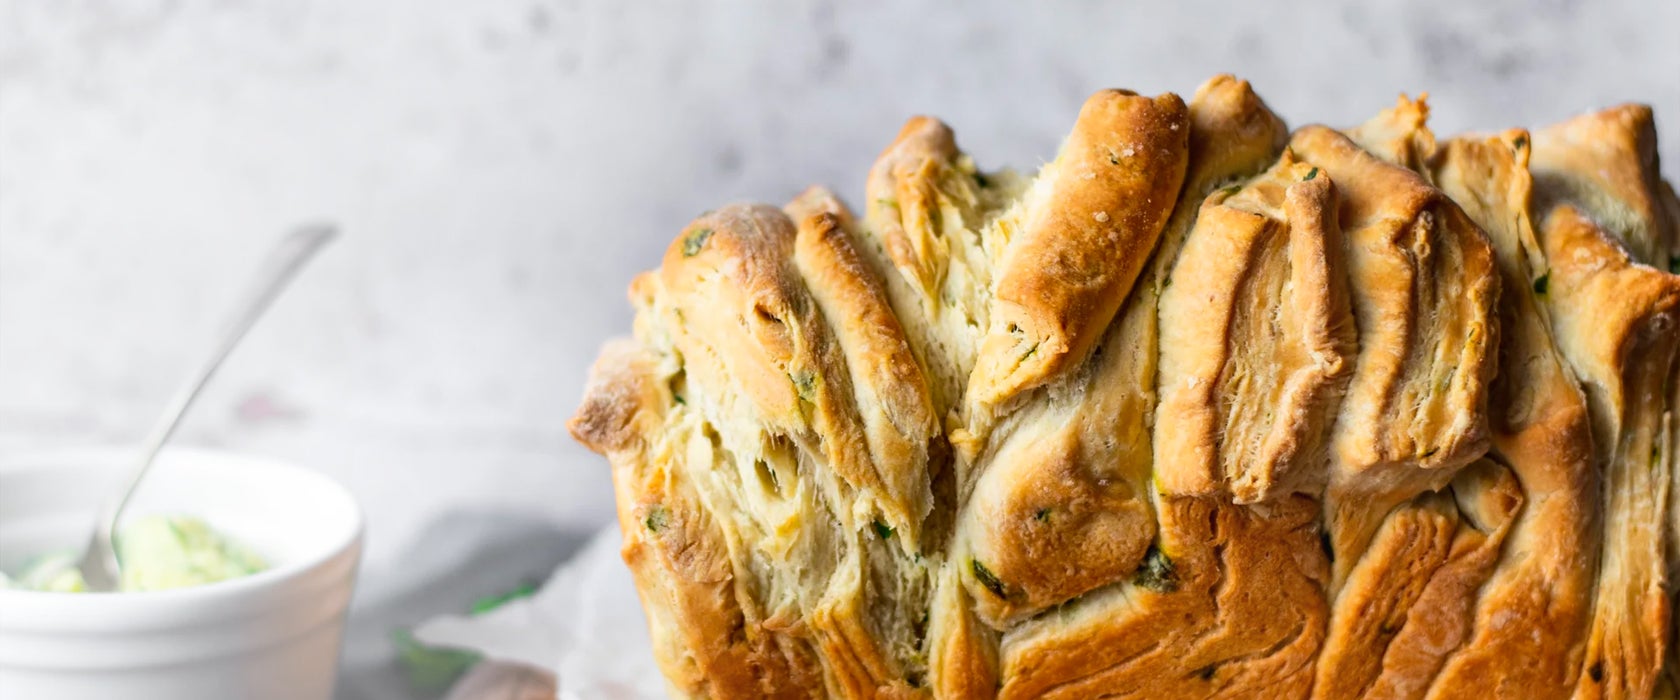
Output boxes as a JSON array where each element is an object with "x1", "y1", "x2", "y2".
[{"x1": 79, "y1": 224, "x2": 338, "y2": 590}]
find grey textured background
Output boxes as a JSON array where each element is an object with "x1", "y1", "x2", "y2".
[{"x1": 3, "y1": 0, "x2": 1677, "y2": 579}]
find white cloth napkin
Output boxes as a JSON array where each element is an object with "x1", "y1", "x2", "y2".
[{"x1": 414, "y1": 525, "x2": 664, "y2": 699}]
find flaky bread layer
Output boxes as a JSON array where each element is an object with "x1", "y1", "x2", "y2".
[{"x1": 570, "y1": 78, "x2": 1680, "y2": 700}]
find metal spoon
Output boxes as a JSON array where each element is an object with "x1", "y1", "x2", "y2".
[{"x1": 74, "y1": 224, "x2": 338, "y2": 592}]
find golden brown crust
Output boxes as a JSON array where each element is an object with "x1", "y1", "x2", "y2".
[
  {"x1": 859, "y1": 117, "x2": 1006, "y2": 419},
  {"x1": 1316, "y1": 489, "x2": 1461, "y2": 699},
  {"x1": 996, "y1": 495, "x2": 1328, "y2": 700},
  {"x1": 967, "y1": 90, "x2": 1189, "y2": 416},
  {"x1": 1155, "y1": 152, "x2": 1356, "y2": 502},
  {"x1": 1289, "y1": 124, "x2": 1499, "y2": 588},
  {"x1": 927, "y1": 565, "x2": 1000, "y2": 700},
  {"x1": 568, "y1": 77, "x2": 1680, "y2": 700},
  {"x1": 1534, "y1": 205, "x2": 1679, "y2": 700},
  {"x1": 864, "y1": 117, "x2": 968, "y2": 298},
  {"x1": 573, "y1": 343, "x2": 824, "y2": 699},
  {"x1": 1379, "y1": 462, "x2": 1523, "y2": 700},
  {"x1": 1531, "y1": 104, "x2": 1677, "y2": 268},
  {"x1": 949, "y1": 76, "x2": 1290, "y2": 629},
  {"x1": 1142, "y1": 73, "x2": 1292, "y2": 282},
  {"x1": 657, "y1": 204, "x2": 893, "y2": 531},
  {"x1": 954, "y1": 410, "x2": 1157, "y2": 627},
  {"x1": 1344, "y1": 93, "x2": 1437, "y2": 173},
  {"x1": 1318, "y1": 460, "x2": 1523, "y2": 700},
  {"x1": 1421, "y1": 129, "x2": 1599, "y2": 699},
  {"x1": 788, "y1": 187, "x2": 939, "y2": 544},
  {"x1": 569, "y1": 339, "x2": 663, "y2": 454},
  {"x1": 1530, "y1": 107, "x2": 1680, "y2": 696}
]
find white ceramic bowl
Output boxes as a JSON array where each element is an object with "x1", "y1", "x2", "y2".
[{"x1": 0, "y1": 447, "x2": 363, "y2": 700}]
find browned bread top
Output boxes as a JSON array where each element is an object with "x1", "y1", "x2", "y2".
[{"x1": 569, "y1": 75, "x2": 1680, "y2": 700}]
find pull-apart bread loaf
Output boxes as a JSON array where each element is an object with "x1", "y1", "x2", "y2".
[{"x1": 570, "y1": 75, "x2": 1680, "y2": 699}]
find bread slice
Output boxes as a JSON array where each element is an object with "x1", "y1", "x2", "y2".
[
  {"x1": 1290, "y1": 116, "x2": 1498, "y2": 595},
  {"x1": 1155, "y1": 149, "x2": 1355, "y2": 503},
  {"x1": 951, "y1": 77, "x2": 1285, "y2": 630},
  {"x1": 1420, "y1": 128, "x2": 1599, "y2": 697},
  {"x1": 1534, "y1": 204, "x2": 1678, "y2": 699}
]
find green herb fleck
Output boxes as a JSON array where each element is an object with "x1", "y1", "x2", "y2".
[
  {"x1": 1669, "y1": 254, "x2": 1679, "y2": 274},
  {"x1": 672, "y1": 393, "x2": 686, "y2": 405},
  {"x1": 974, "y1": 171, "x2": 990, "y2": 188},
  {"x1": 681, "y1": 227, "x2": 713, "y2": 257},
  {"x1": 1034, "y1": 508, "x2": 1052, "y2": 523},
  {"x1": 972, "y1": 559, "x2": 1008, "y2": 598},
  {"x1": 1133, "y1": 545, "x2": 1177, "y2": 593},
  {"x1": 1304, "y1": 167, "x2": 1320, "y2": 181},
  {"x1": 644, "y1": 505, "x2": 670, "y2": 533},
  {"x1": 791, "y1": 371, "x2": 817, "y2": 402},
  {"x1": 872, "y1": 520, "x2": 896, "y2": 540},
  {"x1": 1512, "y1": 135, "x2": 1528, "y2": 151},
  {"x1": 1221, "y1": 184, "x2": 1243, "y2": 196},
  {"x1": 1532, "y1": 272, "x2": 1549, "y2": 296},
  {"x1": 876, "y1": 198, "x2": 898, "y2": 209}
]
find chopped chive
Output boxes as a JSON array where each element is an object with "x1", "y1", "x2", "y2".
[
  {"x1": 1034, "y1": 508, "x2": 1052, "y2": 523},
  {"x1": 1134, "y1": 545, "x2": 1177, "y2": 593},
  {"x1": 1304, "y1": 167, "x2": 1320, "y2": 181},
  {"x1": 972, "y1": 559, "x2": 1008, "y2": 598},
  {"x1": 1532, "y1": 272, "x2": 1549, "y2": 296},
  {"x1": 644, "y1": 505, "x2": 670, "y2": 533},
  {"x1": 872, "y1": 521, "x2": 895, "y2": 540},
  {"x1": 681, "y1": 228, "x2": 713, "y2": 257},
  {"x1": 790, "y1": 371, "x2": 817, "y2": 402}
]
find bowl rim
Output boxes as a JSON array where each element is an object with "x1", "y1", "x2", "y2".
[{"x1": 0, "y1": 445, "x2": 364, "y2": 625}]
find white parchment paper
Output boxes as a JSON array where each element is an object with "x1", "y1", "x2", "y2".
[{"x1": 415, "y1": 525, "x2": 664, "y2": 700}]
